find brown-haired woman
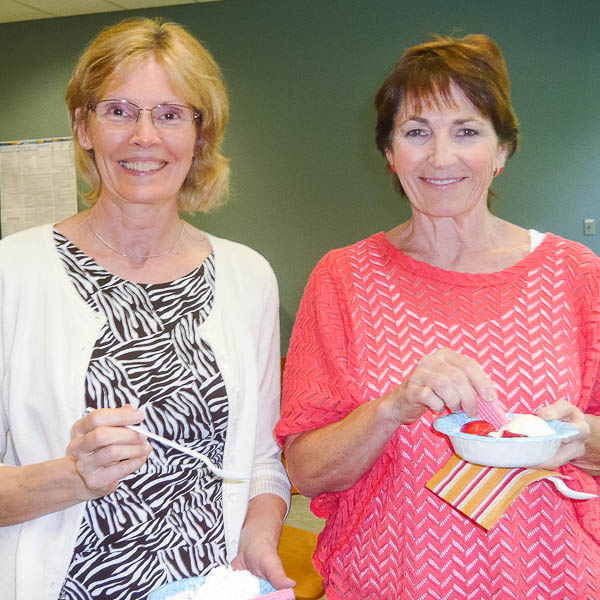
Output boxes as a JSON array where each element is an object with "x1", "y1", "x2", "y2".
[
  {"x1": 277, "y1": 34, "x2": 600, "y2": 599},
  {"x1": 0, "y1": 17, "x2": 292, "y2": 600}
]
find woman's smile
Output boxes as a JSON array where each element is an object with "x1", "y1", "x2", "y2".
[
  {"x1": 421, "y1": 176, "x2": 466, "y2": 186},
  {"x1": 117, "y1": 159, "x2": 168, "y2": 173}
]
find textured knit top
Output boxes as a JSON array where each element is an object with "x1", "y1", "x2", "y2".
[{"x1": 276, "y1": 231, "x2": 600, "y2": 600}]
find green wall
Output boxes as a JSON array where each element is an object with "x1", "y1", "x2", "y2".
[{"x1": 1, "y1": 0, "x2": 599, "y2": 349}]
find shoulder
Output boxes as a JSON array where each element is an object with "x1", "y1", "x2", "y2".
[
  {"x1": 542, "y1": 233, "x2": 600, "y2": 272},
  {"x1": 538, "y1": 234, "x2": 600, "y2": 304},
  {"x1": 0, "y1": 224, "x2": 54, "y2": 267},
  {"x1": 310, "y1": 232, "x2": 386, "y2": 281},
  {"x1": 204, "y1": 232, "x2": 277, "y2": 286},
  {"x1": 0, "y1": 223, "x2": 52, "y2": 250}
]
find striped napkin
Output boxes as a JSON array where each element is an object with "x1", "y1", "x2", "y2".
[{"x1": 426, "y1": 454, "x2": 558, "y2": 530}]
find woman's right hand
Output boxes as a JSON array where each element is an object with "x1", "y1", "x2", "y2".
[
  {"x1": 67, "y1": 405, "x2": 152, "y2": 500},
  {"x1": 387, "y1": 348, "x2": 497, "y2": 425},
  {"x1": 0, "y1": 406, "x2": 151, "y2": 526},
  {"x1": 285, "y1": 348, "x2": 497, "y2": 497}
]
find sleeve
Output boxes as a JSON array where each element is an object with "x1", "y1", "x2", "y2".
[
  {"x1": 275, "y1": 251, "x2": 363, "y2": 446},
  {"x1": 248, "y1": 264, "x2": 291, "y2": 505},
  {"x1": 0, "y1": 269, "x2": 7, "y2": 465},
  {"x1": 579, "y1": 250, "x2": 600, "y2": 416},
  {"x1": 0, "y1": 262, "x2": 15, "y2": 468},
  {"x1": 563, "y1": 245, "x2": 600, "y2": 544}
]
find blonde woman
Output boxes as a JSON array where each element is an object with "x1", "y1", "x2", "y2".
[{"x1": 0, "y1": 18, "x2": 291, "y2": 600}]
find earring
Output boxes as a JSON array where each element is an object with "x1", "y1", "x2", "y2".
[
  {"x1": 494, "y1": 166, "x2": 504, "y2": 177},
  {"x1": 390, "y1": 165, "x2": 397, "y2": 173}
]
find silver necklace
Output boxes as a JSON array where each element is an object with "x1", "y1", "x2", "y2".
[{"x1": 86, "y1": 215, "x2": 185, "y2": 259}]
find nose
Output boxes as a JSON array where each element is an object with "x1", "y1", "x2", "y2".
[
  {"x1": 128, "y1": 109, "x2": 161, "y2": 146},
  {"x1": 427, "y1": 133, "x2": 455, "y2": 169}
]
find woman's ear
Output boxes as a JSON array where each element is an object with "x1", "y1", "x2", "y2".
[
  {"x1": 495, "y1": 143, "x2": 508, "y2": 171},
  {"x1": 74, "y1": 108, "x2": 92, "y2": 150},
  {"x1": 384, "y1": 147, "x2": 396, "y2": 172}
]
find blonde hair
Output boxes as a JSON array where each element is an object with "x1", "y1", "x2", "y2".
[{"x1": 66, "y1": 17, "x2": 229, "y2": 213}]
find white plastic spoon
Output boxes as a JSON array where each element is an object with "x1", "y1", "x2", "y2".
[
  {"x1": 126, "y1": 424, "x2": 248, "y2": 481},
  {"x1": 547, "y1": 476, "x2": 597, "y2": 500},
  {"x1": 84, "y1": 407, "x2": 247, "y2": 481}
]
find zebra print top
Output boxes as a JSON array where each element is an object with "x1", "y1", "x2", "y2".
[{"x1": 54, "y1": 230, "x2": 229, "y2": 600}]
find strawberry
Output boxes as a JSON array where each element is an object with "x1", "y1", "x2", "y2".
[
  {"x1": 460, "y1": 420, "x2": 496, "y2": 436},
  {"x1": 501, "y1": 430, "x2": 527, "y2": 438}
]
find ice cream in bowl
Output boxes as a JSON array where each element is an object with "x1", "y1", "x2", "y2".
[
  {"x1": 148, "y1": 566, "x2": 295, "y2": 600},
  {"x1": 433, "y1": 412, "x2": 579, "y2": 468}
]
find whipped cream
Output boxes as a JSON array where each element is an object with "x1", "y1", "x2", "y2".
[
  {"x1": 169, "y1": 566, "x2": 260, "y2": 600},
  {"x1": 489, "y1": 414, "x2": 555, "y2": 437}
]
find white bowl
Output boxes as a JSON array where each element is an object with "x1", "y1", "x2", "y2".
[{"x1": 432, "y1": 412, "x2": 579, "y2": 468}]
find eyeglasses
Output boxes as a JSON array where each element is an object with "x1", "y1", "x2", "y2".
[{"x1": 89, "y1": 99, "x2": 200, "y2": 130}]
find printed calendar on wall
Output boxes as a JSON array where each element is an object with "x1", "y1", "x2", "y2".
[{"x1": 0, "y1": 137, "x2": 77, "y2": 238}]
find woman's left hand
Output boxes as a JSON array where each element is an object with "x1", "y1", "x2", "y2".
[
  {"x1": 535, "y1": 400, "x2": 590, "y2": 470},
  {"x1": 231, "y1": 494, "x2": 295, "y2": 590}
]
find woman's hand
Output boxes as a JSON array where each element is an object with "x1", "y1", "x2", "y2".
[
  {"x1": 535, "y1": 400, "x2": 591, "y2": 470},
  {"x1": 387, "y1": 348, "x2": 497, "y2": 425},
  {"x1": 286, "y1": 348, "x2": 497, "y2": 497},
  {"x1": 232, "y1": 494, "x2": 295, "y2": 590},
  {"x1": 67, "y1": 405, "x2": 152, "y2": 500}
]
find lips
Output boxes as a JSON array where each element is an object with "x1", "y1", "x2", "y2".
[
  {"x1": 422, "y1": 177, "x2": 465, "y2": 185},
  {"x1": 118, "y1": 160, "x2": 166, "y2": 172}
]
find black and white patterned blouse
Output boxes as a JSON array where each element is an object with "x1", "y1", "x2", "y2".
[{"x1": 54, "y1": 230, "x2": 229, "y2": 600}]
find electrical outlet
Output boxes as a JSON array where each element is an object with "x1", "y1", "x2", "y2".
[{"x1": 584, "y1": 219, "x2": 595, "y2": 236}]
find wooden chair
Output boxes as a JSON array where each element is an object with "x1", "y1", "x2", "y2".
[
  {"x1": 277, "y1": 357, "x2": 324, "y2": 600},
  {"x1": 278, "y1": 523, "x2": 324, "y2": 600}
]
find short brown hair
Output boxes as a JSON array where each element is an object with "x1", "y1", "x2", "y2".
[
  {"x1": 66, "y1": 17, "x2": 229, "y2": 213},
  {"x1": 374, "y1": 34, "x2": 520, "y2": 196}
]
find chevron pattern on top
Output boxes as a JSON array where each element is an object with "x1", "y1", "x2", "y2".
[{"x1": 277, "y1": 232, "x2": 600, "y2": 599}]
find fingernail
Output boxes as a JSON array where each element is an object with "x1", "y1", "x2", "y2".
[{"x1": 481, "y1": 390, "x2": 497, "y2": 403}]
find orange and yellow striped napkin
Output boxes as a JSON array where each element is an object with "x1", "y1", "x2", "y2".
[{"x1": 426, "y1": 454, "x2": 558, "y2": 530}]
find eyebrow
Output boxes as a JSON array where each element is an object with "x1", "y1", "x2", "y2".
[{"x1": 400, "y1": 116, "x2": 483, "y2": 126}]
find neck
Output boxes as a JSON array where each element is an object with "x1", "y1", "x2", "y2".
[
  {"x1": 403, "y1": 208, "x2": 497, "y2": 249},
  {"x1": 388, "y1": 211, "x2": 529, "y2": 272},
  {"x1": 87, "y1": 202, "x2": 185, "y2": 264}
]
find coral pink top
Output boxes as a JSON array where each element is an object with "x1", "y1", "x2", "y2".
[{"x1": 276, "y1": 232, "x2": 600, "y2": 600}]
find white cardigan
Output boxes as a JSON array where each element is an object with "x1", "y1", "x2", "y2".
[{"x1": 0, "y1": 224, "x2": 290, "y2": 600}]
